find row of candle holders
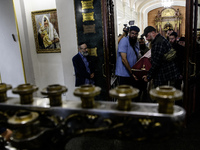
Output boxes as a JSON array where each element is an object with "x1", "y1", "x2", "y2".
[{"x1": 0, "y1": 83, "x2": 183, "y2": 114}]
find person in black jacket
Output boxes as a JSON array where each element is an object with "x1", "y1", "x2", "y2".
[
  {"x1": 72, "y1": 42, "x2": 95, "y2": 87},
  {"x1": 142, "y1": 26, "x2": 180, "y2": 88},
  {"x1": 169, "y1": 32, "x2": 184, "y2": 90}
]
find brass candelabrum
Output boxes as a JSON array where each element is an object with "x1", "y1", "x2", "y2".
[
  {"x1": 12, "y1": 83, "x2": 38, "y2": 104},
  {"x1": 150, "y1": 85, "x2": 183, "y2": 114},
  {"x1": 8, "y1": 110, "x2": 40, "y2": 139},
  {"x1": 109, "y1": 85, "x2": 139, "y2": 110},
  {"x1": 73, "y1": 84, "x2": 101, "y2": 108},
  {"x1": 0, "y1": 83, "x2": 12, "y2": 102},
  {"x1": 41, "y1": 84, "x2": 67, "y2": 106}
]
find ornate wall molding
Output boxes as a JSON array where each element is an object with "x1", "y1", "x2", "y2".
[{"x1": 155, "y1": 8, "x2": 183, "y2": 36}]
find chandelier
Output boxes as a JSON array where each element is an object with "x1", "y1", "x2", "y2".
[{"x1": 161, "y1": 0, "x2": 173, "y2": 8}]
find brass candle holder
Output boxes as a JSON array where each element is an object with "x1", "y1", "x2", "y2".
[
  {"x1": 41, "y1": 84, "x2": 67, "y2": 106},
  {"x1": 8, "y1": 110, "x2": 40, "y2": 139},
  {"x1": 149, "y1": 85, "x2": 183, "y2": 114},
  {"x1": 73, "y1": 84, "x2": 101, "y2": 108},
  {"x1": 109, "y1": 85, "x2": 139, "y2": 110},
  {"x1": 0, "y1": 83, "x2": 12, "y2": 102},
  {"x1": 12, "y1": 83, "x2": 38, "y2": 104}
]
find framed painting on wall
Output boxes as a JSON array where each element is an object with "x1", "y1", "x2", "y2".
[{"x1": 31, "y1": 9, "x2": 61, "y2": 53}]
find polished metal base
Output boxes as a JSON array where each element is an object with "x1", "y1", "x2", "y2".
[{"x1": 0, "y1": 97, "x2": 185, "y2": 150}]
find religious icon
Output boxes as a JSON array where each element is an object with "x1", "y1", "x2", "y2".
[{"x1": 31, "y1": 9, "x2": 61, "y2": 53}]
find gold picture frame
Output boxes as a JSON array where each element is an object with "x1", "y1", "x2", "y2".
[{"x1": 31, "y1": 9, "x2": 61, "y2": 53}]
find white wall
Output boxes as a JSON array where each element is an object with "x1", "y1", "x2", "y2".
[
  {"x1": 0, "y1": 0, "x2": 25, "y2": 97},
  {"x1": 13, "y1": 0, "x2": 79, "y2": 100},
  {"x1": 56, "y1": 0, "x2": 79, "y2": 100},
  {"x1": 116, "y1": 0, "x2": 138, "y2": 35}
]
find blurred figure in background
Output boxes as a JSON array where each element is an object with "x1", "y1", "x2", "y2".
[
  {"x1": 166, "y1": 28, "x2": 174, "y2": 41},
  {"x1": 118, "y1": 25, "x2": 129, "y2": 43},
  {"x1": 139, "y1": 36, "x2": 149, "y2": 56},
  {"x1": 178, "y1": 37, "x2": 185, "y2": 47},
  {"x1": 169, "y1": 32, "x2": 184, "y2": 90}
]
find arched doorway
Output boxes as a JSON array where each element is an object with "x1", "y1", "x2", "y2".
[{"x1": 155, "y1": 7, "x2": 183, "y2": 37}]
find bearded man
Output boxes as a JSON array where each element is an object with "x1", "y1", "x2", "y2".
[
  {"x1": 142, "y1": 26, "x2": 180, "y2": 88},
  {"x1": 115, "y1": 26, "x2": 140, "y2": 86},
  {"x1": 72, "y1": 42, "x2": 95, "y2": 86},
  {"x1": 38, "y1": 15, "x2": 60, "y2": 49}
]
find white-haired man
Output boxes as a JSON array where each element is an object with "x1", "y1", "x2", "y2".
[{"x1": 38, "y1": 15, "x2": 60, "y2": 49}]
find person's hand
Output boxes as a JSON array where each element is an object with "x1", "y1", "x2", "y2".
[
  {"x1": 142, "y1": 75, "x2": 148, "y2": 82},
  {"x1": 54, "y1": 38, "x2": 59, "y2": 43},
  {"x1": 90, "y1": 73, "x2": 94, "y2": 78},
  {"x1": 1, "y1": 128, "x2": 12, "y2": 141},
  {"x1": 132, "y1": 74, "x2": 138, "y2": 81},
  {"x1": 41, "y1": 34, "x2": 45, "y2": 39}
]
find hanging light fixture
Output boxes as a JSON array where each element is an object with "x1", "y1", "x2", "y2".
[{"x1": 161, "y1": 0, "x2": 173, "y2": 8}]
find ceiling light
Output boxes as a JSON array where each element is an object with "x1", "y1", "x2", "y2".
[{"x1": 162, "y1": 0, "x2": 173, "y2": 8}]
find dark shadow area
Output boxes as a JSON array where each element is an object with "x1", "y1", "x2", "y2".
[{"x1": 65, "y1": 111, "x2": 200, "y2": 150}]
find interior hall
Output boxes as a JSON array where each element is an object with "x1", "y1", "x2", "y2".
[{"x1": 0, "y1": 0, "x2": 200, "y2": 150}]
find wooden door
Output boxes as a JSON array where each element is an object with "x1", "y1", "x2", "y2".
[
  {"x1": 73, "y1": 0, "x2": 116, "y2": 100},
  {"x1": 102, "y1": 0, "x2": 116, "y2": 100},
  {"x1": 184, "y1": 0, "x2": 200, "y2": 122}
]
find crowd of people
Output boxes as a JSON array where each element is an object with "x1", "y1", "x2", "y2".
[
  {"x1": 1, "y1": 27, "x2": 186, "y2": 145},
  {"x1": 116, "y1": 26, "x2": 185, "y2": 102},
  {"x1": 72, "y1": 25, "x2": 185, "y2": 103},
  {"x1": 115, "y1": 26, "x2": 185, "y2": 101}
]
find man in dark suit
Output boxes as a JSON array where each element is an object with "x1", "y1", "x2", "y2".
[{"x1": 72, "y1": 42, "x2": 95, "y2": 86}]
